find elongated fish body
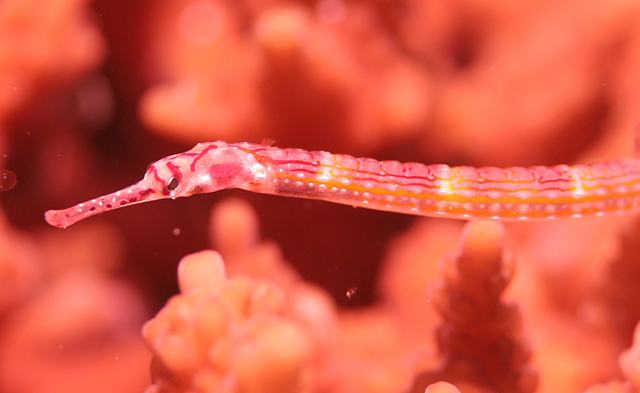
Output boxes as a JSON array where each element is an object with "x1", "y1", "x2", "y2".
[{"x1": 45, "y1": 140, "x2": 640, "y2": 228}]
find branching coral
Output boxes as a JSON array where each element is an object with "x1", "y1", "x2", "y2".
[
  {"x1": 5, "y1": 1, "x2": 640, "y2": 393},
  {"x1": 0, "y1": 0, "x2": 105, "y2": 120},
  {"x1": 208, "y1": 197, "x2": 302, "y2": 287},
  {"x1": 398, "y1": 0, "x2": 640, "y2": 166},
  {"x1": 0, "y1": 266, "x2": 149, "y2": 393},
  {"x1": 602, "y1": 218, "x2": 640, "y2": 343},
  {"x1": 0, "y1": 211, "x2": 40, "y2": 314},
  {"x1": 581, "y1": 320, "x2": 640, "y2": 393},
  {"x1": 424, "y1": 381, "x2": 463, "y2": 393},
  {"x1": 619, "y1": 321, "x2": 640, "y2": 390},
  {"x1": 143, "y1": 250, "x2": 315, "y2": 393},
  {"x1": 140, "y1": 0, "x2": 431, "y2": 150},
  {"x1": 207, "y1": 197, "x2": 412, "y2": 393},
  {"x1": 413, "y1": 221, "x2": 537, "y2": 393}
]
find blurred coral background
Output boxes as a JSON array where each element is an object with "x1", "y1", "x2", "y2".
[{"x1": 2, "y1": 0, "x2": 640, "y2": 392}]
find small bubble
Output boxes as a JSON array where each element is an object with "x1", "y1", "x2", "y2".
[
  {"x1": 172, "y1": 228, "x2": 181, "y2": 236},
  {"x1": 0, "y1": 170, "x2": 17, "y2": 192}
]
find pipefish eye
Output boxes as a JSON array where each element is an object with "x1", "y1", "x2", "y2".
[{"x1": 166, "y1": 177, "x2": 180, "y2": 191}]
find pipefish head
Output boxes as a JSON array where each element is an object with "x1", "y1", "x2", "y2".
[
  {"x1": 44, "y1": 141, "x2": 266, "y2": 228},
  {"x1": 144, "y1": 141, "x2": 264, "y2": 199}
]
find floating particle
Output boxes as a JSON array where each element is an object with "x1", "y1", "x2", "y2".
[{"x1": 346, "y1": 286, "x2": 358, "y2": 299}]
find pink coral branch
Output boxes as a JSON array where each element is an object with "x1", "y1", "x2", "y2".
[
  {"x1": 414, "y1": 221, "x2": 537, "y2": 393},
  {"x1": 143, "y1": 250, "x2": 314, "y2": 393},
  {"x1": 602, "y1": 217, "x2": 640, "y2": 340}
]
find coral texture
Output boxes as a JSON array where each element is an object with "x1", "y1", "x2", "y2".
[
  {"x1": 3, "y1": 1, "x2": 640, "y2": 393},
  {"x1": 619, "y1": 321, "x2": 640, "y2": 389},
  {"x1": 413, "y1": 221, "x2": 536, "y2": 393},
  {"x1": 424, "y1": 382, "x2": 462, "y2": 393},
  {"x1": 143, "y1": 250, "x2": 315, "y2": 393},
  {"x1": 580, "y1": 319, "x2": 640, "y2": 393}
]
